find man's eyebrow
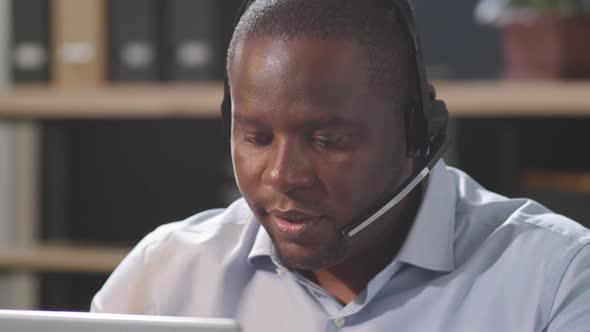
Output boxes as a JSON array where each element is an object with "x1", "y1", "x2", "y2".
[
  {"x1": 302, "y1": 115, "x2": 365, "y2": 131},
  {"x1": 232, "y1": 113, "x2": 268, "y2": 127}
]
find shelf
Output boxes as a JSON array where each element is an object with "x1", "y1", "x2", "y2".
[
  {"x1": 0, "y1": 84, "x2": 224, "y2": 119},
  {"x1": 0, "y1": 81, "x2": 589, "y2": 119},
  {"x1": 522, "y1": 170, "x2": 590, "y2": 193},
  {"x1": 0, "y1": 244, "x2": 131, "y2": 274},
  {"x1": 436, "y1": 81, "x2": 590, "y2": 117}
]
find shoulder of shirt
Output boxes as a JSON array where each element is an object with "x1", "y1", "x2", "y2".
[
  {"x1": 91, "y1": 199, "x2": 256, "y2": 314},
  {"x1": 133, "y1": 198, "x2": 255, "y2": 254},
  {"x1": 448, "y1": 165, "x2": 590, "y2": 247}
]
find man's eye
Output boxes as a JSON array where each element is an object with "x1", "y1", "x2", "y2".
[
  {"x1": 244, "y1": 133, "x2": 273, "y2": 146},
  {"x1": 312, "y1": 135, "x2": 346, "y2": 148}
]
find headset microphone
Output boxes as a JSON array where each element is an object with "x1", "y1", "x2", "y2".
[
  {"x1": 340, "y1": 0, "x2": 450, "y2": 239},
  {"x1": 340, "y1": 137, "x2": 448, "y2": 239},
  {"x1": 221, "y1": 0, "x2": 450, "y2": 240}
]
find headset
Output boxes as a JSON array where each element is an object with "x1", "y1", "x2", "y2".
[{"x1": 221, "y1": 0, "x2": 450, "y2": 240}]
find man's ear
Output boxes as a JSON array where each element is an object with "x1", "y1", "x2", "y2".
[{"x1": 428, "y1": 82, "x2": 436, "y2": 101}]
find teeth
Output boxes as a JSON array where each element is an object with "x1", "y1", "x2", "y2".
[{"x1": 276, "y1": 221, "x2": 306, "y2": 233}]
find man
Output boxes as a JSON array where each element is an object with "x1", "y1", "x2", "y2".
[{"x1": 91, "y1": 1, "x2": 590, "y2": 331}]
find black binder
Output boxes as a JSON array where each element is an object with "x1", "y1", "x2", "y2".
[
  {"x1": 11, "y1": 0, "x2": 51, "y2": 82},
  {"x1": 162, "y1": 0, "x2": 222, "y2": 81},
  {"x1": 108, "y1": 0, "x2": 161, "y2": 81},
  {"x1": 40, "y1": 119, "x2": 235, "y2": 245}
]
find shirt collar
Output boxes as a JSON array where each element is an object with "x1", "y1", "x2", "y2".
[
  {"x1": 396, "y1": 160, "x2": 456, "y2": 272},
  {"x1": 247, "y1": 223, "x2": 275, "y2": 266},
  {"x1": 247, "y1": 160, "x2": 457, "y2": 272}
]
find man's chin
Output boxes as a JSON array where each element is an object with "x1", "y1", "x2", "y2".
[{"x1": 274, "y1": 240, "x2": 346, "y2": 270}]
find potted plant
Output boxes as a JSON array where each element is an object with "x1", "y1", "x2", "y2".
[{"x1": 475, "y1": 0, "x2": 590, "y2": 78}]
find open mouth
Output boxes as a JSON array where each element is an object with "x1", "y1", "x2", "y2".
[{"x1": 269, "y1": 210, "x2": 322, "y2": 237}]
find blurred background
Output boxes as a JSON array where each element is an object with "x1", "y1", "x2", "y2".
[{"x1": 0, "y1": 0, "x2": 589, "y2": 312}]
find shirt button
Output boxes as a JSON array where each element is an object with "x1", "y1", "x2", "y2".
[{"x1": 334, "y1": 317, "x2": 346, "y2": 328}]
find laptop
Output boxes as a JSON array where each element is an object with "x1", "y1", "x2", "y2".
[{"x1": 0, "y1": 310, "x2": 241, "y2": 332}]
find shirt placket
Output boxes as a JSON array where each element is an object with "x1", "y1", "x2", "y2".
[{"x1": 270, "y1": 249, "x2": 404, "y2": 331}]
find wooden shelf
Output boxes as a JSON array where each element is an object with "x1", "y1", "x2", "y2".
[
  {"x1": 0, "y1": 244, "x2": 131, "y2": 273},
  {"x1": 436, "y1": 81, "x2": 590, "y2": 117},
  {"x1": 522, "y1": 170, "x2": 590, "y2": 193},
  {"x1": 0, "y1": 84, "x2": 224, "y2": 119},
  {"x1": 0, "y1": 81, "x2": 588, "y2": 119}
]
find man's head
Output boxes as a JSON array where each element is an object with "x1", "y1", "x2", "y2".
[
  {"x1": 227, "y1": 0, "x2": 421, "y2": 270},
  {"x1": 227, "y1": 0, "x2": 418, "y2": 115}
]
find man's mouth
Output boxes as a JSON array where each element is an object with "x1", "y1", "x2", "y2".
[{"x1": 268, "y1": 209, "x2": 323, "y2": 237}]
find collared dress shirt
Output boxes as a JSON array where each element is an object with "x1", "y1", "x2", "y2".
[{"x1": 91, "y1": 161, "x2": 590, "y2": 332}]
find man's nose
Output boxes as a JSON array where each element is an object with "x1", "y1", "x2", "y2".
[{"x1": 261, "y1": 138, "x2": 315, "y2": 194}]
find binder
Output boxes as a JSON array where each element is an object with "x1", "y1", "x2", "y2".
[
  {"x1": 0, "y1": 0, "x2": 39, "y2": 310},
  {"x1": 108, "y1": 0, "x2": 160, "y2": 81},
  {"x1": 162, "y1": 0, "x2": 222, "y2": 81},
  {"x1": 0, "y1": 0, "x2": 10, "y2": 85},
  {"x1": 39, "y1": 121, "x2": 71, "y2": 240},
  {"x1": 0, "y1": 123, "x2": 16, "y2": 251},
  {"x1": 40, "y1": 272, "x2": 109, "y2": 311},
  {"x1": 11, "y1": 0, "x2": 51, "y2": 82},
  {"x1": 52, "y1": 0, "x2": 107, "y2": 87},
  {"x1": 40, "y1": 119, "x2": 232, "y2": 244},
  {"x1": 0, "y1": 121, "x2": 41, "y2": 309}
]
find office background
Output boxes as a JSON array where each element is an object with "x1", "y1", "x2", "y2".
[{"x1": 0, "y1": 0, "x2": 589, "y2": 312}]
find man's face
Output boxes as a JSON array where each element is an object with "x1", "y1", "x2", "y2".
[{"x1": 229, "y1": 37, "x2": 413, "y2": 269}]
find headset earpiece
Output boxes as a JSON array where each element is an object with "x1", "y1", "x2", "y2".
[
  {"x1": 398, "y1": 0, "x2": 449, "y2": 159},
  {"x1": 429, "y1": 99, "x2": 449, "y2": 141}
]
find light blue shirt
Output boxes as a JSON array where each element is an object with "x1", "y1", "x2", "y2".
[{"x1": 91, "y1": 161, "x2": 590, "y2": 331}]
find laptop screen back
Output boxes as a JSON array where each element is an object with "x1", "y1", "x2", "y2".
[{"x1": 0, "y1": 310, "x2": 241, "y2": 332}]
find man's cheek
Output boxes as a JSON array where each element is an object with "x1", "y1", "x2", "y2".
[{"x1": 234, "y1": 149, "x2": 265, "y2": 179}]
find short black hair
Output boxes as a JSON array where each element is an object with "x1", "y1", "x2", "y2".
[{"x1": 227, "y1": 0, "x2": 416, "y2": 103}]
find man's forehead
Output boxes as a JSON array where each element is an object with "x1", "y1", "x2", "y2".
[
  {"x1": 230, "y1": 37, "x2": 374, "y2": 102},
  {"x1": 229, "y1": 36, "x2": 408, "y2": 106},
  {"x1": 232, "y1": 37, "x2": 367, "y2": 77}
]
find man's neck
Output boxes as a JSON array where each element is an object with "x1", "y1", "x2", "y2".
[
  {"x1": 308, "y1": 242, "x2": 403, "y2": 304},
  {"x1": 305, "y1": 182, "x2": 425, "y2": 304}
]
